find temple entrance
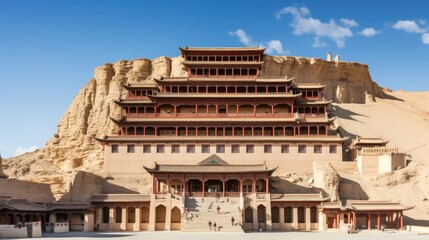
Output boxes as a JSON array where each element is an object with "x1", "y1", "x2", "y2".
[
  {"x1": 187, "y1": 179, "x2": 202, "y2": 193},
  {"x1": 204, "y1": 180, "x2": 223, "y2": 196},
  {"x1": 226, "y1": 179, "x2": 239, "y2": 192}
]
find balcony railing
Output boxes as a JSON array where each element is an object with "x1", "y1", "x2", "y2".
[{"x1": 125, "y1": 112, "x2": 295, "y2": 118}]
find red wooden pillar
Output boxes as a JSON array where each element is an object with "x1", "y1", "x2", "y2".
[
  {"x1": 236, "y1": 105, "x2": 239, "y2": 117},
  {"x1": 183, "y1": 175, "x2": 187, "y2": 196},
  {"x1": 353, "y1": 212, "x2": 357, "y2": 231},
  {"x1": 377, "y1": 212, "x2": 381, "y2": 230},
  {"x1": 348, "y1": 212, "x2": 351, "y2": 224},
  {"x1": 399, "y1": 212, "x2": 404, "y2": 230},
  {"x1": 337, "y1": 212, "x2": 340, "y2": 229},
  {"x1": 167, "y1": 176, "x2": 171, "y2": 193},
  {"x1": 239, "y1": 176, "x2": 243, "y2": 193},
  {"x1": 222, "y1": 175, "x2": 226, "y2": 197},
  {"x1": 271, "y1": 105, "x2": 274, "y2": 116},
  {"x1": 367, "y1": 212, "x2": 371, "y2": 230},
  {"x1": 253, "y1": 175, "x2": 256, "y2": 193},
  {"x1": 152, "y1": 175, "x2": 156, "y2": 194},
  {"x1": 265, "y1": 176, "x2": 269, "y2": 193},
  {"x1": 253, "y1": 105, "x2": 256, "y2": 116},
  {"x1": 174, "y1": 105, "x2": 177, "y2": 115},
  {"x1": 202, "y1": 175, "x2": 205, "y2": 198}
]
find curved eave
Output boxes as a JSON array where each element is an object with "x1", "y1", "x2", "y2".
[
  {"x1": 292, "y1": 84, "x2": 326, "y2": 90},
  {"x1": 297, "y1": 100, "x2": 333, "y2": 105},
  {"x1": 114, "y1": 99, "x2": 154, "y2": 106},
  {"x1": 147, "y1": 93, "x2": 302, "y2": 100},
  {"x1": 97, "y1": 136, "x2": 348, "y2": 144},
  {"x1": 179, "y1": 46, "x2": 265, "y2": 53},
  {"x1": 144, "y1": 166, "x2": 277, "y2": 174},
  {"x1": 123, "y1": 84, "x2": 157, "y2": 90},
  {"x1": 182, "y1": 61, "x2": 264, "y2": 67}
]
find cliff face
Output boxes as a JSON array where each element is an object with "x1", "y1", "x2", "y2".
[{"x1": 3, "y1": 55, "x2": 385, "y2": 198}]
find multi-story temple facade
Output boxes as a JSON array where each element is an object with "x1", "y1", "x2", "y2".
[{"x1": 0, "y1": 47, "x2": 411, "y2": 235}]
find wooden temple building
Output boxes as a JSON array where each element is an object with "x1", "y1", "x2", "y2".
[{"x1": 0, "y1": 47, "x2": 412, "y2": 234}]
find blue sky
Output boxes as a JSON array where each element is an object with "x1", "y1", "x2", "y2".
[{"x1": 0, "y1": 0, "x2": 428, "y2": 158}]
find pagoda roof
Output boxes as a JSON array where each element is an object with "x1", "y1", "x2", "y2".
[
  {"x1": 92, "y1": 194, "x2": 150, "y2": 203},
  {"x1": 345, "y1": 200, "x2": 413, "y2": 211},
  {"x1": 319, "y1": 201, "x2": 413, "y2": 211},
  {"x1": 349, "y1": 136, "x2": 388, "y2": 149},
  {"x1": 154, "y1": 76, "x2": 295, "y2": 83},
  {"x1": 291, "y1": 83, "x2": 326, "y2": 90},
  {"x1": 114, "y1": 99, "x2": 154, "y2": 105},
  {"x1": 182, "y1": 61, "x2": 264, "y2": 67},
  {"x1": 0, "y1": 198, "x2": 91, "y2": 212},
  {"x1": 123, "y1": 83, "x2": 157, "y2": 89},
  {"x1": 144, "y1": 154, "x2": 276, "y2": 174},
  {"x1": 271, "y1": 193, "x2": 330, "y2": 202},
  {"x1": 96, "y1": 135, "x2": 348, "y2": 144},
  {"x1": 147, "y1": 92, "x2": 302, "y2": 100},
  {"x1": 296, "y1": 99, "x2": 333, "y2": 105},
  {"x1": 179, "y1": 46, "x2": 265, "y2": 53}
]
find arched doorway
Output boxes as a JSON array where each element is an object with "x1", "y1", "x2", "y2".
[
  {"x1": 257, "y1": 205, "x2": 267, "y2": 230},
  {"x1": 155, "y1": 205, "x2": 166, "y2": 231},
  {"x1": 170, "y1": 207, "x2": 181, "y2": 231}
]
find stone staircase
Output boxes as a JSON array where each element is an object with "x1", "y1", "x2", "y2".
[{"x1": 183, "y1": 197, "x2": 243, "y2": 232}]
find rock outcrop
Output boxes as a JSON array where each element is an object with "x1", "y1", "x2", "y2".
[
  {"x1": 313, "y1": 161, "x2": 340, "y2": 201},
  {"x1": 3, "y1": 54, "x2": 385, "y2": 199}
]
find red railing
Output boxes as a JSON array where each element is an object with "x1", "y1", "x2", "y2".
[{"x1": 125, "y1": 112, "x2": 294, "y2": 118}]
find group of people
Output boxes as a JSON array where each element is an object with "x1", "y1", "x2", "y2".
[{"x1": 208, "y1": 217, "x2": 235, "y2": 231}]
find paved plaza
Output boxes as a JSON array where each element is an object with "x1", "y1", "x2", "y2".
[{"x1": 12, "y1": 231, "x2": 427, "y2": 240}]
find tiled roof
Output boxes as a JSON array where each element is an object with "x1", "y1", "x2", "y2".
[
  {"x1": 179, "y1": 46, "x2": 265, "y2": 52},
  {"x1": 291, "y1": 83, "x2": 326, "y2": 89},
  {"x1": 145, "y1": 163, "x2": 276, "y2": 174},
  {"x1": 154, "y1": 76, "x2": 294, "y2": 83},
  {"x1": 346, "y1": 200, "x2": 413, "y2": 211},
  {"x1": 182, "y1": 61, "x2": 263, "y2": 66},
  {"x1": 271, "y1": 193, "x2": 330, "y2": 202},
  {"x1": 91, "y1": 194, "x2": 150, "y2": 203},
  {"x1": 97, "y1": 135, "x2": 348, "y2": 143}
]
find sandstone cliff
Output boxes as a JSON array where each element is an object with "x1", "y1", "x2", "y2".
[{"x1": 3, "y1": 54, "x2": 385, "y2": 199}]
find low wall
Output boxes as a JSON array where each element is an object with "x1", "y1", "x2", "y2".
[
  {"x1": 0, "y1": 224, "x2": 27, "y2": 238},
  {"x1": 409, "y1": 225, "x2": 429, "y2": 233}
]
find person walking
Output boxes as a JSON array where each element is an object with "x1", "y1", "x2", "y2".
[
  {"x1": 213, "y1": 222, "x2": 217, "y2": 231},
  {"x1": 208, "y1": 220, "x2": 212, "y2": 231},
  {"x1": 231, "y1": 216, "x2": 235, "y2": 226},
  {"x1": 217, "y1": 205, "x2": 221, "y2": 214}
]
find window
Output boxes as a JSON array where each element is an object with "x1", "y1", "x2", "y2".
[
  {"x1": 281, "y1": 145, "x2": 289, "y2": 153},
  {"x1": 187, "y1": 145, "x2": 195, "y2": 153},
  {"x1": 156, "y1": 145, "x2": 165, "y2": 153},
  {"x1": 143, "y1": 144, "x2": 151, "y2": 153},
  {"x1": 201, "y1": 145, "x2": 210, "y2": 153},
  {"x1": 298, "y1": 145, "x2": 306, "y2": 153},
  {"x1": 330, "y1": 145, "x2": 337, "y2": 153},
  {"x1": 127, "y1": 145, "x2": 135, "y2": 153},
  {"x1": 246, "y1": 145, "x2": 254, "y2": 153},
  {"x1": 216, "y1": 145, "x2": 225, "y2": 153},
  {"x1": 231, "y1": 145, "x2": 240, "y2": 153},
  {"x1": 171, "y1": 145, "x2": 180, "y2": 153},
  {"x1": 314, "y1": 145, "x2": 322, "y2": 153},
  {"x1": 115, "y1": 207, "x2": 122, "y2": 223},
  {"x1": 264, "y1": 145, "x2": 272, "y2": 153},
  {"x1": 111, "y1": 145, "x2": 119, "y2": 153}
]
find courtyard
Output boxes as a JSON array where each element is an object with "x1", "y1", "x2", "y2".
[{"x1": 11, "y1": 230, "x2": 426, "y2": 240}]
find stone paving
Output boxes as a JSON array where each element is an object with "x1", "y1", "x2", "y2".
[{"x1": 10, "y1": 230, "x2": 426, "y2": 240}]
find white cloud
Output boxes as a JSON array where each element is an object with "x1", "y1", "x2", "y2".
[
  {"x1": 229, "y1": 29, "x2": 289, "y2": 55},
  {"x1": 263, "y1": 40, "x2": 289, "y2": 55},
  {"x1": 392, "y1": 20, "x2": 426, "y2": 33},
  {"x1": 359, "y1": 28, "x2": 380, "y2": 37},
  {"x1": 276, "y1": 6, "x2": 353, "y2": 48},
  {"x1": 341, "y1": 18, "x2": 359, "y2": 27},
  {"x1": 228, "y1": 29, "x2": 253, "y2": 46},
  {"x1": 13, "y1": 146, "x2": 38, "y2": 157},
  {"x1": 422, "y1": 33, "x2": 429, "y2": 44}
]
